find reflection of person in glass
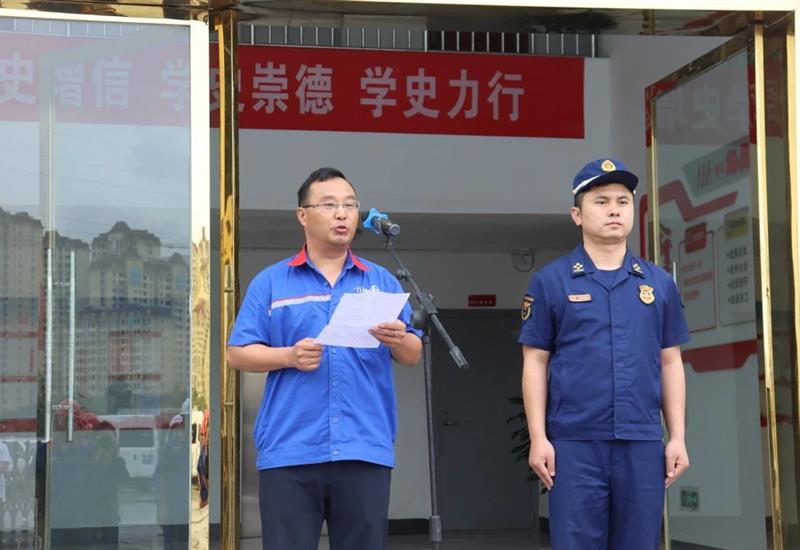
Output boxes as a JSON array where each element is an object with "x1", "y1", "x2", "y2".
[
  {"x1": 5, "y1": 440, "x2": 35, "y2": 546},
  {"x1": 156, "y1": 413, "x2": 189, "y2": 549},
  {"x1": 227, "y1": 168, "x2": 423, "y2": 550},
  {"x1": 50, "y1": 400, "x2": 98, "y2": 547},
  {"x1": 84, "y1": 421, "x2": 129, "y2": 549},
  {"x1": 0, "y1": 440, "x2": 11, "y2": 546},
  {"x1": 196, "y1": 408, "x2": 210, "y2": 509}
]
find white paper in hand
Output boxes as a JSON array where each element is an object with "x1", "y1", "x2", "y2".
[{"x1": 316, "y1": 291, "x2": 410, "y2": 348}]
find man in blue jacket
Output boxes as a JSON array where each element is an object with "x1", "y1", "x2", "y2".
[
  {"x1": 227, "y1": 167, "x2": 422, "y2": 550},
  {"x1": 519, "y1": 159, "x2": 690, "y2": 549}
]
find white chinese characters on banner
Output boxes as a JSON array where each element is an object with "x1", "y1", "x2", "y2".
[
  {"x1": 403, "y1": 68, "x2": 438, "y2": 119},
  {"x1": 161, "y1": 58, "x2": 190, "y2": 111},
  {"x1": 209, "y1": 68, "x2": 245, "y2": 113},
  {"x1": 0, "y1": 51, "x2": 195, "y2": 113},
  {"x1": 656, "y1": 81, "x2": 749, "y2": 138},
  {"x1": 360, "y1": 66, "x2": 397, "y2": 117},
  {"x1": 296, "y1": 64, "x2": 333, "y2": 115},
  {"x1": 448, "y1": 69, "x2": 478, "y2": 119},
  {"x1": 252, "y1": 62, "x2": 288, "y2": 114},
  {"x1": 656, "y1": 87, "x2": 687, "y2": 131},
  {"x1": 727, "y1": 83, "x2": 749, "y2": 136},
  {"x1": 228, "y1": 62, "x2": 525, "y2": 122},
  {"x1": 91, "y1": 56, "x2": 131, "y2": 109},
  {"x1": 692, "y1": 84, "x2": 722, "y2": 131},
  {"x1": 0, "y1": 51, "x2": 35, "y2": 105},
  {"x1": 55, "y1": 64, "x2": 85, "y2": 108},
  {"x1": 487, "y1": 71, "x2": 523, "y2": 122}
]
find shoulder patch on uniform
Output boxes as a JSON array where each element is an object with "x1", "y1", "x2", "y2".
[{"x1": 521, "y1": 293, "x2": 534, "y2": 320}]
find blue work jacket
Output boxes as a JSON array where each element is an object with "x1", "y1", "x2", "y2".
[
  {"x1": 228, "y1": 247, "x2": 420, "y2": 470},
  {"x1": 519, "y1": 245, "x2": 689, "y2": 440}
]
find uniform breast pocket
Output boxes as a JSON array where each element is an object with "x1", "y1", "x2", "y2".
[
  {"x1": 356, "y1": 346, "x2": 391, "y2": 365},
  {"x1": 563, "y1": 299, "x2": 601, "y2": 336},
  {"x1": 631, "y1": 289, "x2": 664, "y2": 342}
]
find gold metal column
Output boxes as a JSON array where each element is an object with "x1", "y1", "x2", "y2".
[
  {"x1": 788, "y1": 21, "x2": 800, "y2": 547},
  {"x1": 753, "y1": 18, "x2": 785, "y2": 550},
  {"x1": 646, "y1": 108, "x2": 672, "y2": 550},
  {"x1": 215, "y1": 8, "x2": 241, "y2": 550}
]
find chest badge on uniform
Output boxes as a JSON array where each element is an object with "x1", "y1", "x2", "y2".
[
  {"x1": 568, "y1": 294, "x2": 592, "y2": 302},
  {"x1": 521, "y1": 294, "x2": 534, "y2": 320},
  {"x1": 639, "y1": 285, "x2": 655, "y2": 304}
]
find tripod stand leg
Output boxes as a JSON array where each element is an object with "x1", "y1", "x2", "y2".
[{"x1": 422, "y1": 329, "x2": 442, "y2": 549}]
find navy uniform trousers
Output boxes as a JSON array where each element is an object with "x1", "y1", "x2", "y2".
[
  {"x1": 259, "y1": 460, "x2": 391, "y2": 550},
  {"x1": 549, "y1": 440, "x2": 665, "y2": 550}
]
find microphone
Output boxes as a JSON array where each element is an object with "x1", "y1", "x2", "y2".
[{"x1": 362, "y1": 208, "x2": 401, "y2": 237}]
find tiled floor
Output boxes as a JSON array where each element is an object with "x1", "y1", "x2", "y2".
[{"x1": 241, "y1": 529, "x2": 550, "y2": 550}]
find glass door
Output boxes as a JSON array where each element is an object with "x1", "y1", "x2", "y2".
[
  {"x1": 0, "y1": 9, "x2": 209, "y2": 549},
  {"x1": 645, "y1": 21, "x2": 798, "y2": 550}
]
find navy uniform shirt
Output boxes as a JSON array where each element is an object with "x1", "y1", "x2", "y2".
[
  {"x1": 228, "y1": 247, "x2": 421, "y2": 470},
  {"x1": 518, "y1": 245, "x2": 690, "y2": 440}
]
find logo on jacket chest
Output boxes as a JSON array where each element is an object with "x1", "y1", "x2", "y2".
[
  {"x1": 353, "y1": 284, "x2": 381, "y2": 294},
  {"x1": 639, "y1": 285, "x2": 655, "y2": 304}
]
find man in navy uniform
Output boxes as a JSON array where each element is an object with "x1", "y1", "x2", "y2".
[
  {"x1": 226, "y1": 167, "x2": 422, "y2": 550},
  {"x1": 519, "y1": 159, "x2": 690, "y2": 549}
]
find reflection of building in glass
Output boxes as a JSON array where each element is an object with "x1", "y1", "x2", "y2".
[
  {"x1": 77, "y1": 305, "x2": 176, "y2": 410},
  {"x1": 80, "y1": 222, "x2": 190, "y2": 412},
  {"x1": 1, "y1": 214, "x2": 190, "y2": 418},
  {"x1": 0, "y1": 208, "x2": 42, "y2": 420}
]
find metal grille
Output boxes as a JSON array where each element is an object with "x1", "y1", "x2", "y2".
[
  {"x1": 0, "y1": 17, "x2": 142, "y2": 37},
  {"x1": 236, "y1": 24, "x2": 598, "y2": 57}
]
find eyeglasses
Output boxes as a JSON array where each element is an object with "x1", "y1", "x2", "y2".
[{"x1": 301, "y1": 201, "x2": 360, "y2": 212}]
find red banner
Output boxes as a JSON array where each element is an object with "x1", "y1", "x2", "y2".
[
  {"x1": 0, "y1": 38, "x2": 584, "y2": 137},
  {"x1": 644, "y1": 53, "x2": 786, "y2": 146},
  {"x1": 210, "y1": 45, "x2": 584, "y2": 138},
  {"x1": 0, "y1": 35, "x2": 191, "y2": 126}
]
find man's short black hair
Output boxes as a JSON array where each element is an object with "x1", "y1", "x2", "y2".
[{"x1": 298, "y1": 167, "x2": 354, "y2": 206}]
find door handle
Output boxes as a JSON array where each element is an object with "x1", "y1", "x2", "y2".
[
  {"x1": 67, "y1": 250, "x2": 76, "y2": 442},
  {"x1": 443, "y1": 419, "x2": 459, "y2": 427}
]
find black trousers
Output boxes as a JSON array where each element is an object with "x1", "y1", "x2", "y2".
[{"x1": 259, "y1": 460, "x2": 391, "y2": 550}]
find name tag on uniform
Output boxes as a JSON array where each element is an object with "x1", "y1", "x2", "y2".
[{"x1": 568, "y1": 294, "x2": 592, "y2": 302}]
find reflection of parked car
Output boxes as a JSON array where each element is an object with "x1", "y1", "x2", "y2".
[{"x1": 101, "y1": 415, "x2": 159, "y2": 478}]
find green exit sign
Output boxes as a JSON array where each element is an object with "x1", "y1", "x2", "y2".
[{"x1": 680, "y1": 487, "x2": 700, "y2": 512}]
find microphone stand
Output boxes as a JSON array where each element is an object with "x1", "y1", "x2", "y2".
[{"x1": 383, "y1": 235, "x2": 468, "y2": 550}]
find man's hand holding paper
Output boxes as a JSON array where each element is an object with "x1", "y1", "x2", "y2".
[{"x1": 316, "y1": 291, "x2": 411, "y2": 348}]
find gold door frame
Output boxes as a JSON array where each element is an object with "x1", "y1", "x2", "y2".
[
  {"x1": 645, "y1": 19, "x2": 796, "y2": 549},
  {"x1": 0, "y1": 7, "x2": 212, "y2": 549},
  {"x1": 214, "y1": 9, "x2": 242, "y2": 550}
]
